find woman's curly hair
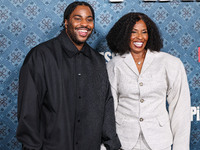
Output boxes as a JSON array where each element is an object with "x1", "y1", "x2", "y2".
[{"x1": 106, "y1": 12, "x2": 163, "y2": 55}]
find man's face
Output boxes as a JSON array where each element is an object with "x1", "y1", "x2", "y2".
[{"x1": 65, "y1": 5, "x2": 94, "y2": 48}]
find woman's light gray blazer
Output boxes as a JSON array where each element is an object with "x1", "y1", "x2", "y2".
[{"x1": 106, "y1": 50, "x2": 191, "y2": 150}]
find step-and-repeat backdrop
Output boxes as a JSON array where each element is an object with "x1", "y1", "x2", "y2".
[{"x1": 0, "y1": 0, "x2": 200, "y2": 149}]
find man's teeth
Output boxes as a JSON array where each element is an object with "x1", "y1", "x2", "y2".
[
  {"x1": 79, "y1": 30, "x2": 87, "y2": 33},
  {"x1": 134, "y1": 42, "x2": 143, "y2": 47}
]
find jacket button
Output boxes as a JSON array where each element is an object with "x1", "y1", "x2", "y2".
[
  {"x1": 139, "y1": 118, "x2": 144, "y2": 122},
  {"x1": 140, "y1": 99, "x2": 144, "y2": 103},
  {"x1": 139, "y1": 82, "x2": 143, "y2": 86}
]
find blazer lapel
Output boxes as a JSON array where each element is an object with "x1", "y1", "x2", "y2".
[
  {"x1": 123, "y1": 53, "x2": 140, "y2": 76},
  {"x1": 140, "y1": 50, "x2": 155, "y2": 74}
]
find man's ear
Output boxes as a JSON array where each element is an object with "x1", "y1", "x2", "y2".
[{"x1": 65, "y1": 19, "x2": 68, "y2": 29}]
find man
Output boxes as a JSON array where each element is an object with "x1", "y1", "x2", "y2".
[{"x1": 16, "y1": 1, "x2": 121, "y2": 150}]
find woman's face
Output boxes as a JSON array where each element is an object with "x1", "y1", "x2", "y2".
[{"x1": 129, "y1": 19, "x2": 148, "y2": 53}]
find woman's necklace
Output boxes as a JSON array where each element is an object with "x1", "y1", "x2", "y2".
[
  {"x1": 131, "y1": 50, "x2": 147, "y2": 73},
  {"x1": 131, "y1": 50, "x2": 146, "y2": 65}
]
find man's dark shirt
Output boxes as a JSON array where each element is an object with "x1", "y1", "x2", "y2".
[{"x1": 16, "y1": 31, "x2": 121, "y2": 150}]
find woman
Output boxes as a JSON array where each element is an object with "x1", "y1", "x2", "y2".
[{"x1": 106, "y1": 12, "x2": 191, "y2": 150}]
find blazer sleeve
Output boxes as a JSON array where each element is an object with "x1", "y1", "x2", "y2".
[
  {"x1": 16, "y1": 48, "x2": 47, "y2": 150},
  {"x1": 166, "y1": 59, "x2": 191, "y2": 150},
  {"x1": 106, "y1": 60, "x2": 119, "y2": 111},
  {"x1": 101, "y1": 61, "x2": 121, "y2": 150}
]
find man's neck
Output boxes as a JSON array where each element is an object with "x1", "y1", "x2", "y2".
[
  {"x1": 76, "y1": 44, "x2": 84, "y2": 51},
  {"x1": 66, "y1": 32, "x2": 84, "y2": 51}
]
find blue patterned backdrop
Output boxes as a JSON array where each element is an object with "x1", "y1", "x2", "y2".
[{"x1": 0, "y1": 0, "x2": 200, "y2": 149}]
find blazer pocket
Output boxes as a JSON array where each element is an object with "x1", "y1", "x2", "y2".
[{"x1": 156, "y1": 112, "x2": 170, "y2": 127}]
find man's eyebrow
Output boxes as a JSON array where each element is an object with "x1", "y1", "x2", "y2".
[
  {"x1": 72, "y1": 15, "x2": 93, "y2": 18},
  {"x1": 72, "y1": 15, "x2": 82, "y2": 17},
  {"x1": 87, "y1": 15, "x2": 93, "y2": 18}
]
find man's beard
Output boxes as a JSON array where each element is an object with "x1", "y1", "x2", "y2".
[{"x1": 67, "y1": 26, "x2": 92, "y2": 45}]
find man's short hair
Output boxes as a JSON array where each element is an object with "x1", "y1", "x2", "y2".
[{"x1": 62, "y1": 1, "x2": 95, "y2": 29}]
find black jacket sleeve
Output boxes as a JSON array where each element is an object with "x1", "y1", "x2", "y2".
[
  {"x1": 101, "y1": 78, "x2": 121, "y2": 150},
  {"x1": 16, "y1": 48, "x2": 46, "y2": 150}
]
